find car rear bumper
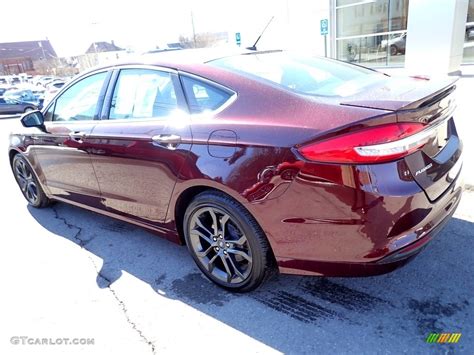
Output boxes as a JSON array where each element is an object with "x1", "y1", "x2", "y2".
[
  {"x1": 277, "y1": 196, "x2": 458, "y2": 277},
  {"x1": 247, "y1": 158, "x2": 463, "y2": 277}
]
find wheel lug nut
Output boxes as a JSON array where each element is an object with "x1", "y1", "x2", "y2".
[
  {"x1": 213, "y1": 237, "x2": 217, "y2": 242},
  {"x1": 223, "y1": 250, "x2": 227, "y2": 255},
  {"x1": 219, "y1": 235, "x2": 223, "y2": 239},
  {"x1": 225, "y1": 243, "x2": 230, "y2": 247},
  {"x1": 216, "y1": 247, "x2": 220, "y2": 251}
]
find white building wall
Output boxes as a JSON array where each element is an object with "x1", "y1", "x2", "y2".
[
  {"x1": 230, "y1": 0, "x2": 330, "y2": 56},
  {"x1": 405, "y1": 0, "x2": 469, "y2": 74}
]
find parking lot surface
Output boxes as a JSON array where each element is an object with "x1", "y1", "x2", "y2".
[{"x1": 1, "y1": 117, "x2": 473, "y2": 354}]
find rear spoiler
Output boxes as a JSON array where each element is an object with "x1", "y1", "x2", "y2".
[{"x1": 400, "y1": 78, "x2": 457, "y2": 111}]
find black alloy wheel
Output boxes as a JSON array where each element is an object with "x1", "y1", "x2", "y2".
[
  {"x1": 184, "y1": 191, "x2": 275, "y2": 292},
  {"x1": 12, "y1": 154, "x2": 50, "y2": 208}
]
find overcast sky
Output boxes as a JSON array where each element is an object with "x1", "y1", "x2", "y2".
[{"x1": 1, "y1": 0, "x2": 292, "y2": 56}]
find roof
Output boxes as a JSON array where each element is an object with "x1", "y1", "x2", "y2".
[
  {"x1": 140, "y1": 47, "x2": 253, "y2": 67},
  {"x1": 74, "y1": 48, "x2": 281, "y2": 83},
  {"x1": 86, "y1": 41, "x2": 124, "y2": 54},
  {"x1": 0, "y1": 40, "x2": 57, "y2": 60}
]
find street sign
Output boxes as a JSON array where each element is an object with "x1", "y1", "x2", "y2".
[
  {"x1": 320, "y1": 19, "x2": 329, "y2": 35},
  {"x1": 235, "y1": 32, "x2": 241, "y2": 46}
]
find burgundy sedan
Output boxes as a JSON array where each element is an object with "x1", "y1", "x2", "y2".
[{"x1": 9, "y1": 49, "x2": 463, "y2": 292}]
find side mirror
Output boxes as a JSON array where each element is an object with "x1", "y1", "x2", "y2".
[{"x1": 21, "y1": 110, "x2": 46, "y2": 132}]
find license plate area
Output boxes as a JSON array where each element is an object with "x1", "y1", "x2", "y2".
[{"x1": 422, "y1": 118, "x2": 451, "y2": 158}]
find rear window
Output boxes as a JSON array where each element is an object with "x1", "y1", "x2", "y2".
[
  {"x1": 181, "y1": 76, "x2": 232, "y2": 114},
  {"x1": 210, "y1": 52, "x2": 387, "y2": 97}
]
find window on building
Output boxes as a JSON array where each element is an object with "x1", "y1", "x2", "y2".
[
  {"x1": 335, "y1": 0, "x2": 409, "y2": 66},
  {"x1": 463, "y1": 0, "x2": 474, "y2": 63}
]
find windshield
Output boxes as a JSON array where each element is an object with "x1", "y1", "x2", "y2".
[{"x1": 210, "y1": 52, "x2": 388, "y2": 97}]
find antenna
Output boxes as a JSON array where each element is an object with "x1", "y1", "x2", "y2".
[{"x1": 247, "y1": 16, "x2": 274, "y2": 51}]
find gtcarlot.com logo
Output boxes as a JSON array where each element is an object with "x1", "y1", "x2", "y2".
[
  {"x1": 426, "y1": 333, "x2": 461, "y2": 344},
  {"x1": 10, "y1": 336, "x2": 95, "y2": 346}
]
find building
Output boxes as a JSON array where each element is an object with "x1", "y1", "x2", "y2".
[
  {"x1": 237, "y1": 0, "x2": 473, "y2": 75},
  {"x1": 0, "y1": 40, "x2": 57, "y2": 75},
  {"x1": 77, "y1": 41, "x2": 129, "y2": 70},
  {"x1": 86, "y1": 41, "x2": 124, "y2": 54}
]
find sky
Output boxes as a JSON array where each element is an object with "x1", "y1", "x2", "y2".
[{"x1": 0, "y1": 0, "x2": 295, "y2": 56}]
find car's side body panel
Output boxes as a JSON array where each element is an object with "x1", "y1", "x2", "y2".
[
  {"x1": 8, "y1": 52, "x2": 464, "y2": 278},
  {"x1": 88, "y1": 118, "x2": 193, "y2": 226}
]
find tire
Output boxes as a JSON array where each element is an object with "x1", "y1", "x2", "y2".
[
  {"x1": 390, "y1": 45, "x2": 398, "y2": 56},
  {"x1": 183, "y1": 190, "x2": 275, "y2": 292},
  {"x1": 12, "y1": 154, "x2": 51, "y2": 208}
]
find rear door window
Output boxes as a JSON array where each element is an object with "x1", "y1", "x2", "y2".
[{"x1": 109, "y1": 69, "x2": 178, "y2": 120}]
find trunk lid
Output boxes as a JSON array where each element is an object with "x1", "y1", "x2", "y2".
[
  {"x1": 339, "y1": 76, "x2": 457, "y2": 111},
  {"x1": 342, "y1": 75, "x2": 462, "y2": 201},
  {"x1": 401, "y1": 90, "x2": 462, "y2": 201}
]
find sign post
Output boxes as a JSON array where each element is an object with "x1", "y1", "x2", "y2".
[
  {"x1": 235, "y1": 32, "x2": 241, "y2": 47},
  {"x1": 320, "y1": 19, "x2": 329, "y2": 57}
]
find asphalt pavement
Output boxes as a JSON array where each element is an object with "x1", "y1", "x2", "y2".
[{"x1": 0, "y1": 114, "x2": 473, "y2": 354}]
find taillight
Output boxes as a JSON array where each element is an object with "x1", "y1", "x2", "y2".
[{"x1": 298, "y1": 123, "x2": 431, "y2": 164}]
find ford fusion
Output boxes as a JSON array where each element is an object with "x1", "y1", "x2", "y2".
[{"x1": 9, "y1": 49, "x2": 463, "y2": 292}]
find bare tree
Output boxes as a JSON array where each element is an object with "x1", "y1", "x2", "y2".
[{"x1": 179, "y1": 32, "x2": 228, "y2": 48}]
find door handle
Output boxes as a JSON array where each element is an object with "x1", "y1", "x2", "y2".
[
  {"x1": 152, "y1": 134, "x2": 181, "y2": 150},
  {"x1": 69, "y1": 131, "x2": 87, "y2": 142}
]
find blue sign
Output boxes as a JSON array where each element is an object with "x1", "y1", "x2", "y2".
[
  {"x1": 235, "y1": 32, "x2": 241, "y2": 46},
  {"x1": 320, "y1": 19, "x2": 329, "y2": 35}
]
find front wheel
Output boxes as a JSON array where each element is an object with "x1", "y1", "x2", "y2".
[
  {"x1": 12, "y1": 154, "x2": 51, "y2": 208},
  {"x1": 183, "y1": 191, "x2": 275, "y2": 292}
]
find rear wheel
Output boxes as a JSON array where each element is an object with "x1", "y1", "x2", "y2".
[
  {"x1": 390, "y1": 45, "x2": 398, "y2": 56},
  {"x1": 12, "y1": 154, "x2": 51, "y2": 208},
  {"x1": 183, "y1": 191, "x2": 275, "y2": 292}
]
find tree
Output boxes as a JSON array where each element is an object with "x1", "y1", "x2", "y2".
[{"x1": 178, "y1": 32, "x2": 227, "y2": 49}]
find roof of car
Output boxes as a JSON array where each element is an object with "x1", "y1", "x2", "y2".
[
  {"x1": 141, "y1": 47, "x2": 254, "y2": 67},
  {"x1": 75, "y1": 48, "x2": 286, "y2": 87},
  {"x1": 86, "y1": 47, "x2": 272, "y2": 74}
]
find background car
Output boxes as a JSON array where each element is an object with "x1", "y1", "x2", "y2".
[
  {"x1": 2, "y1": 89, "x2": 42, "y2": 108},
  {"x1": 9, "y1": 49, "x2": 463, "y2": 292},
  {"x1": 466, "y1": 24, "x2": 474, "y2": 41},
  {"x1": 381, "y1": 33, "x2": 407, "y2": 55},
  {"x1": 43, "y1": 81, "x2": 66, "y2": 105},
  {"x1": 35, "y1": 76, "x2": 56, "y2": 88},
  {"x1": 0, "y1": 97, "x2": 37, "y2": 114}
]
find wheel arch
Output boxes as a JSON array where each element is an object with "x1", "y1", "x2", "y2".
[
  {"x1": 172, "y1": 183, "x2": 271, "y2": 252},
  {"x1": 174, "y1": 185, "x2": 213, "y2": 245},
  {"x1": 9, "y1": 148, "x2": 21, "y2": 167}
]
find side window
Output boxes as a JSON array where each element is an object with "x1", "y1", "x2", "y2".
[
  {"x1": 52, "y1": 72, "x2": 107, "y2": 122},
  {"x1": 109, "y1": 69, "x2": 178, "y2": 120},
  {"x1": 181, "y1": 76, "x2": 232, "y2": 114},
  {"x1": 44, "y1": 101, "x2": 55, "y2": 122}
]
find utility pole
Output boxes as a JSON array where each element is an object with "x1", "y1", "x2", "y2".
[
  {"x1": 38, "y1": 41, "x2": 48, "y2": 74},
  {"x1": 191, "y1": 11, "x2": 197, "y2": 48},
  {"x1": 90, "y1": 22, "x2": 100, "y2": 66}
]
